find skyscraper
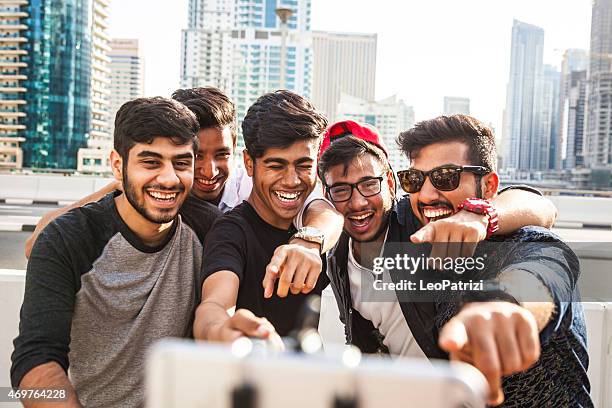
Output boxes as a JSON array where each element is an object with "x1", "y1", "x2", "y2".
[
  {"x1": 562, "y1": 70, "x2": 588, "y2": 168},
  {"x1": 108, "y1": 39, "x2": 144, "y2": 133},
  {"x1": 77, "y1": 0, "x2": 112, "y2": 172},
  {"x1": 229, "y1": 0, "x2": 312, "y2": 131},
  {"x1": 78, "y1": 37, "x2": 144, "y2": 172},
  {"x1": 21, "y1": 0, "x2": 93, "y2": 169},
  {"x1": 180, "y1": 0, "x2": 233, "y2": 90},
  {"x1": 0, "y1": 0, "x2": 28, "y2": 168},
  {"x1": 502, "y1": 20, "x2": 545, "y2": 171},
  {"x1": 584, "y1": 0, "x2": 612, "y2": 167},
  {"x1": 558, "y1": 49, "x2": 588, "y2": 169},
  {"x1": 540, "y1": 65, "x2": 561, "y2": 170},
  {"x1": 311, "y1": 31, "x2": 376, "y2": 121},
  {"x1": 443, "y1": 97, "x2": 470, "y2": 115},
  {"x1": 88, "y1": 0, "x2": 112, "y2": 149},
  {"x1": 181, "y1": 0, "x2": 314, "y2": 144},
  {"x1": 336, "y1": 93, "x2": 414, "y2": 171}
]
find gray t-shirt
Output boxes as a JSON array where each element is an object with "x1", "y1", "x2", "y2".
[{"x1": 11, "y1": 191, "x2": 220, "y2": 407}]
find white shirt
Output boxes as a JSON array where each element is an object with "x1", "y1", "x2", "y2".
[
  {"x1": 218, "y1": 167, "x2": 252, "y2": 213},
  {"x1": 347, "y1": 232, "x2": 426, "y2": 358}
]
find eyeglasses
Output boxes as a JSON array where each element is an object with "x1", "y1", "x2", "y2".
[
  {"x1": 325, "y1": 176, "x2": 384, "y2": 203},
  {"x1": 396, "y1": 164, "x2": 490, "y2": 193}
]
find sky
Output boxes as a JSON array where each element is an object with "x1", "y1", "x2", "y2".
[{"x1": 108, "y1": 0, "x2": 593, "y2": 134}]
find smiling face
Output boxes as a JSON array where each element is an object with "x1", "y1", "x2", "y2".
[
  {"x1": 409, "y1": 141, "x2": 492, "y2": 226},
  {"x1": 115, "y1": 137, "x2": 194, "y2": 224},
  {"x1": 324, "y1": 154, "x2": 395, "y2": 243},
  {"x1": 192, "y1": 125, "x2": 234, "y2": 201},
  {"x1": 244, "y1": 139, "x2": 318, "y2": 229}
]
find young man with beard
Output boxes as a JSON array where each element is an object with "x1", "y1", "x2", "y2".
[
  {"x1": 194, "y1": 90, "x2": 332, "y2": 342},
  {"x1": 319, "y1": 118, "x2": 590, "y2": 407},
  {"x1": 11, "y1": 98, "x2": 215, "y2": 408},
  {"x1": 25, "y1": 87, "x2": 342, "y2": 290}
]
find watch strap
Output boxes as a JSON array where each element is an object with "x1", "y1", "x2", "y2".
[{"x1": 457, "y1": 198, "x2": 499, "y2": 238}]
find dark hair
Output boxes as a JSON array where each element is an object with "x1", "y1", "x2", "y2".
[
  {"x1": 318, "y1": 136, "x2": 390, "y2": 183},
  {"x1": 242, "y1": 90, "x2": 328, "y2": 158},
  {"x1": 171, "y1": 87, "x2": 237, "y2": 147},
  {"x1": 114, "y1": 97, "x2": 199, "y2": 159},
  {"x1": 397, "y1": 115, "x2": 497, "y2": 170}
]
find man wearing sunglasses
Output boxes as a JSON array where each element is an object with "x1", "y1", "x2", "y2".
[{"x1": 319, "y1": 118, "x2": 590, "y2": 407}]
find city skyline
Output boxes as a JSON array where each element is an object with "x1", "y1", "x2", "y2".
[
  {"x1": 180, "y1": 0, "x2": 314, "y2": 141},
  {"x1": 108, "y1": 0, "x2": 591, "y2": 135}
]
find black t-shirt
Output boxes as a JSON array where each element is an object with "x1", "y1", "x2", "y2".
[
  {"x1": 201, "y1": 201, "x2": 329, "y2": 336},
  {"x1": 180, "y1": 193, "x2": 223, "y2": 245}
]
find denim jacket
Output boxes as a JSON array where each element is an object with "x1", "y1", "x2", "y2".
[{"x1": 325, "y1": 195, "x2": 592, "y2": 407}]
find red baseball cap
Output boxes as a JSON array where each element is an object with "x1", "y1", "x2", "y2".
[{"x1": 319, "y1": 120, "x2": 388, "y2": 158}]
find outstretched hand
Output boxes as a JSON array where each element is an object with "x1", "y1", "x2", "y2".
[
  {"x1": 208, "y1": 308, "x2": 284, "y2": 350},
  {"x1": 411, "y1": 210, "x2": 488, "y2": 259},
  {"x1": 262, "y1": 239, "x2": 322, "y2": 298},
  {"x1": 438, "y1": 301, "x2": 541, "y2": 406}
]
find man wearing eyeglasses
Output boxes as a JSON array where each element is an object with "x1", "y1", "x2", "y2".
[{"x1": 319, "y1": 118, "x2": 590, "y2": 407}]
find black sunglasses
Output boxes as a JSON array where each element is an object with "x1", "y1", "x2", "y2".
[
  {"x1": 324, "y1": 175, "x2": 384, "y2": 203},
  {"x1": 396, "y1": 164, "x2": 490, "y2": 193}
]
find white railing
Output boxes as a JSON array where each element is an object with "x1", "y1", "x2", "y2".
[{"x1": 0, "y1": 270, "x2": 610, "y2": 406}]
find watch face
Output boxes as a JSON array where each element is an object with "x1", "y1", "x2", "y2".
[
  {"x1": 300, "y1": 226, "x2": 324, "y2": 238},
  {"x1": 471, "y1": 205, "x2": 487, "y2": 215}
]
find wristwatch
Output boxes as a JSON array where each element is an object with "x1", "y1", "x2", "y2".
[
  {"x1": 457, "y1": 198, "x2": 499, "y2": 238},
  {"x1": 290, "y1": 227, "x2": 325, "y2": 254}
]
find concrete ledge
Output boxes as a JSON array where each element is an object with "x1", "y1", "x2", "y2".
[
  {"x1": 0, "y1": 270, "x2": 25, "y2": 393},
  {"x1": 0, "y1": 174, "x2": 114, "y2": 204},
  {"x1": 0, "y1": 224, "x2": 23, "y2": 232},
  {"x1": 4, "y1": 199, "x2": 33, "y2": 205}
]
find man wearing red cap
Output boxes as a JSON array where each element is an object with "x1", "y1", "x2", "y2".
[
  {"x1": 319, "y1": 119, "x2": 556, "y2": 254},
  {"x1": 318, "y1": 117, "x2": 589, "y2": 407}
]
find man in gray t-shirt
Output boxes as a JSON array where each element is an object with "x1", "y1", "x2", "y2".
[{"x1": 11, "y1": 97, "x2": 217, "y2": 408}]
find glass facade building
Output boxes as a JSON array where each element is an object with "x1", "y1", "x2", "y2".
[
  {"x1": 502, "y1": 20, "x2": 545, "y2": 171},
  {"x1": 20, "y1": 0, "x2": 92, "y2": 169},
  {"x1": 0, "y1": 0, "x2": 29, "y2": 168}
]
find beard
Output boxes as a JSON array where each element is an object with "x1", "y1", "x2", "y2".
[{"x1": 122, "y1": 165, "x2": 184, "y2": 224}]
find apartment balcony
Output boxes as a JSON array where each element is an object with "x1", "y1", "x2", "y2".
[
  {"x1": 93, "y1": 2, "x2": 110, "y2": 19},
  {"x1": 0, "y1": 24, "x2": 28, "y2": 31},
  {"x1": 0, "y1": 123, "x2": 24, "y2": 130},
  {"x1": 96, "y1": 0, "x2": 110, "y2": 8},
  {"x1": 0, "y1": 49, "x2": 26, "y2": 56},
  {"x1": 0, "y1": 36, "x2": 26, "y2": 43},
  {"x1": 0, "y1": 111, "x2": 25, "y2": 118},
  {"x1": 0, "y1": 74, "x2": 26, "y2": 80},
  {"x1": 92, "y1": 50, "x2": 111, "y2": 63},
  {"x1": 91, "y1": 118, "x2": 108, "y2": 127},
  {"x1": 91, "y1": 73, "x2": 111, "y2": 85},
  {"x1": 91, "y1": 95, "x2": 108, "y2": 106},
  {"x1": 92, "y1": 23, "x2": 109, "y2": 39},
  {"x1": 91, "y1": 107, "x2": 108, "y2": 116},
  {"x1": 94, "y1": 17, "x2": 109, "y2": 31},
  {"x1": 96, "y1": 41, "x2": 111, "y2": 53},
  {"x1": 90, "y1": 129, "x2": 110, "y2": 138},
  {"x1": 0, "y1": 86, "x2": 25, "y2": 93},
  {"x1": 84, "y1": 138, "x2": 112, "y2": 151},
  {"x1": 0, "y1": 0, "x2": 29, "y2": 6},
  {"x1": 0, "y1": 99, "x2": 25, "y2": 105},
  {"x1": 0, "y1": 60, "x2": 26, "y2": 68},
  {"x1": 91, "y1": 61, "x2": 111, "y2": 74},
  {"x1": 0, "y1": 12, "x2": 28, "y2": 18}
]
